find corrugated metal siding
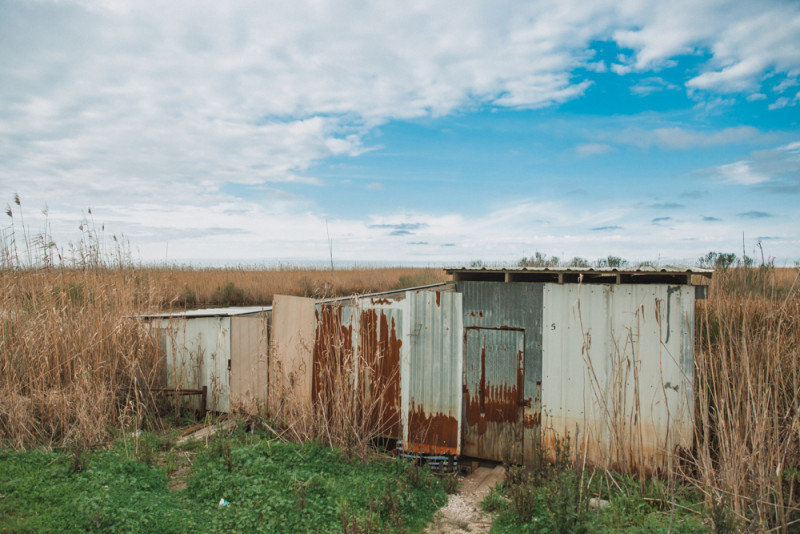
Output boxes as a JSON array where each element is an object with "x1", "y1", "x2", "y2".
[
  {"x1": 541, "y1": 283, "x2": 694, "y2": 472},
  {"x1": 463, "y1": 327, "x2": 525, "y2": 462},
  {"x1": 313, "y1": 302, "x2": 356, "y2": 415},
  {"x1": 357, "y1": 298, "x2": 405, "y2": 439},
  {"x1": 459, "y1": 282, "x2": 543, "y2": 463},
  {"x1": 404, "y1": 290, "x2": 463, "y2": 455},
  {"x1": 312, "y1": 298, "x2": 406, "y2": 439},
  {"x1": 159, "y1": 316, "x2": 231, "y2": 412}
]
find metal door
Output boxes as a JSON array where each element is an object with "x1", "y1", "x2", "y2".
[{"x1": 462, "y1": 327, "x2": 525, "y2": 462}]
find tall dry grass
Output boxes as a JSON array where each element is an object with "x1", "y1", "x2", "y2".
[
  {"x1": 0, "y1": 203, "x2": 445, "y2": 449},
  {"x1": 137, "y1": 264, "x2": 446, "y2": 308},
  {"x1": 691, "y1": 267, "x2": 800, "y2": 531},
  {"x1": 0, "y1": 267, "x2": 164, "y2": 449}
]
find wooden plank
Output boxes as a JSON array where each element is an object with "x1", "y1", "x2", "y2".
[
  {"x1": 230, "y1": 316, "x2": 268, "y2": 414},
  {"x1": 269, "y1": 295, "x2": 316, "y2": 419}
]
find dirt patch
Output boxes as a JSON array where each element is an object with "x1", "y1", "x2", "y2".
[
  {"x1": 166, "y1": 450, "x2": 194, "y2": 491},
  {"x1": 426, "y1": 465, "x2": 505, "y2": 533}
]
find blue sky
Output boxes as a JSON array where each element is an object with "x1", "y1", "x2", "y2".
[{"x1": 1, "y1": 0, "x2": 799, "y2": 266}]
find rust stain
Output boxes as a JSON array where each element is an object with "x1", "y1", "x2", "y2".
[
  {"x1": 370, "y1": 298, "x2": 392, "y2": 306},
  {"x1": 483, "y1": 384, "x2": 519, "y2": 422},
  {"x1": 435, "y1": 292, "x2": 441, "y2": 307},
  {"x1": 313, "y1": 304, "x2": 354, "y2": 416},
  {"x1": 524, "y1": 412, "x2": 541, "y2": 428},
  {"x1": 463, "y1": 335, "x2": 525, "y2": 459},
  {"x1": 479, "y1": 346, "x2": 486, "y2": 413},
  {"x1": 465, "y1": 380, "x2": 520, "y2": 436},
  {"x1": 407, "y1": 402, "x2": 458, "y2": 455},
  {"x1": 359, "y1": 310, "x2": 402, "y2": 438}
]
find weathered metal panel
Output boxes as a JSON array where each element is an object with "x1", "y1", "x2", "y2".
[
  {"x1": 312, "y1": 302, "x2": 357, "y2": 423},
  {"x1": 541, "y1": 283, "x2": 694, "y2": 472},
  {"x1": 404, "y1": 290, "x2": 463, "y2": 455},
  {"x1": 159, "y1": 316, "x2": 231, "y2": 412},
  {"x1": 463, "y1": 327, "x2": 525, "y2": 462},
  {"x1": 459, "y1": 282, "x2": 543, "y2": 463},
  {"x1": 357, "y1": 298, "x2": 404, "y2": 439},
  {"x1": 230, "y1": 316, "x2": 268, "y2": 414},
  {"x1": 310, "y1": 297, "x2": 406, "y2": 439},
  {"x1": 270, "y1": 295, "x2": 315, "y2": 419}
]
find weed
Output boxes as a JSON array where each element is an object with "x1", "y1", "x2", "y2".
[
  {"x1": 69, "y1": 439, "x2": 90, "y2": 473},
  {"x1": 214, "y1": 281, "x2": 246, "y2": 305},
  {"x1": 480, "y1": 483, "x2": 508, "y2": 513},
  {"x1": 708, "y1": 491, "x2": 739, "y2": 533},
  {"x1": 439, "y1": 471, "x2": 459, "y2": 494}
]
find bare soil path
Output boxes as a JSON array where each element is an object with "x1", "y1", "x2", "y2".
[{"x1": 425, "y1": 465, "x2": 505, "y2": 533}]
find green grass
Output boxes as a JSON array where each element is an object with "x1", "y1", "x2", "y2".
[
  {"x1": 483, "y1": 467, "x2": 709, "y2": 534},
  {"x1": 0, "y1": 429, "x2": 447, "y2": 533}
]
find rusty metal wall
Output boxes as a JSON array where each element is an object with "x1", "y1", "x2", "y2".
[
  {"x1": 458, "y1": 282, "x2": 543, "y2": 463},
  {"x1": 463, "y1": 327, "x2": 525, "y2": 462},
  {"x1": 357, "y1": 298, "x2": 405, "y2": 439},
  {"x1": 404, "y1": 290, "x2": 463, "y2": 455},
  {"x1": 312, "y1": 298, "x2": 405, "y2": 440},
  {"x1": 541, "y1": 283, "x2": 695, "y2": 472}
]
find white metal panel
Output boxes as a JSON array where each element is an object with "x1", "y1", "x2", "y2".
[
  {"x1": 159, "y1": 316, "x2": 231, "y2": 413},
  {"x1": 542, "y1": 283, "x2": 694, "y2": 472}
]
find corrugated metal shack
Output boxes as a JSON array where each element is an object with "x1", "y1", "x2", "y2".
[
  {"x1": 144, "y1": 307, "x2": 270, "y2": 413},
  {"x1": 143, "y1": 267, "x2": 710, "y2": 471},
  {"x1": 448, "y1": 266, "x2": 711, "y2": 471}
]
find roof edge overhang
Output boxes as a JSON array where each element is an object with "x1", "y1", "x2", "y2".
[{"x1": 445, "y1": 267, "x2": 712, "y2": 285}]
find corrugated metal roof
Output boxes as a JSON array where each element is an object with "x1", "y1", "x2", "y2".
[
  {"x1": 136, "y1": 282, "x2": 453, "y2": 319},
  {"x1": 318, "y1": 282, "x2": 453, "y2": 305},
  {"x1": 446, "y1": 266, "x2": 713, "y2": 275},
  {"x1": 139, "y1": 306, "x2": 271, "y2": 319},
  {"x1": 447, "y1": 266, "x2": 712, "y2": 284}
]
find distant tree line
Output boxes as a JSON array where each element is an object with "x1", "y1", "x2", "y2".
[{"x1": 467, "y1": 250, "x2": 772, "y2": 270}]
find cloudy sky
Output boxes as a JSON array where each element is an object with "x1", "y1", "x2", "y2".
[{"x1": 1, "y1": 0, "x2": 799, "y2": 266}]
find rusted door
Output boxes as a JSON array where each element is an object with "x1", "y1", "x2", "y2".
[{"x1": 462, "y1": 327, "x2": 525, "y2": 463}]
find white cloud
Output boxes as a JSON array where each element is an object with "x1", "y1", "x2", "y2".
[
  {"x1": 769, "y1": 97, "x2": 793, "y2": 110},
  {"x1": 615, "y1": 126, "x2": 760, "y2": 150},
  {"x1": 629, "y1": 77, "x2": 679, "y2": 96},
  {"x1": 575, "y1": 143, "x2": 613, "y2": 156},
  {"x1": 712, "y1": 161, "x2": 770, "y2": 185},
  {"x1": 774, "y1": 76, "x2": 799, "y2": 93},
  {"x1": 702, "y1": 142, "x2": 800, "y2": 190},
  {"x1": 609, "y1": 1, "x2": 800, "y2": 94}
]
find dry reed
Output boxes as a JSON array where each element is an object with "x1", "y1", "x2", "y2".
[
  {"x1": 690, "y1": 267, "x2": 800, "y2": 531},
  {"x1": 0, "y1": 220, "x2": 439, "y2": 450}
]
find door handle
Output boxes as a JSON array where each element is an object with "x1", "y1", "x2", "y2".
[{"x1": 518, "y1": 398, "x2": 532, "y2": 408}]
